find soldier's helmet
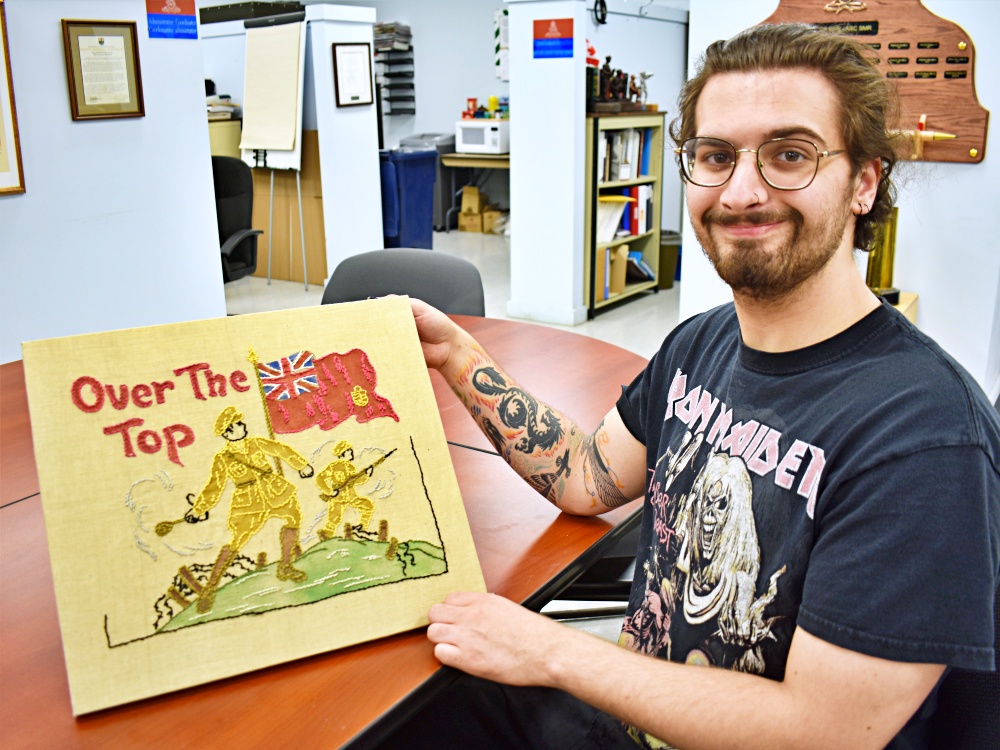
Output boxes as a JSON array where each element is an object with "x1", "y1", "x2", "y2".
[
  {"x1": 214, "y1": 406, "x2": 245, "y2": 436},
  {"x1": 334, "y1": 439, "x2": 353, "y2": 457}
]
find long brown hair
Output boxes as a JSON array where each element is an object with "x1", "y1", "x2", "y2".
[{"x1": 672, "y1": 23, "x2": 899, "y2": 251}]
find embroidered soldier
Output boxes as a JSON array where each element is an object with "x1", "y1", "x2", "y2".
[
  {"x1": 316, "y1": 440, "x2": 396, "y2": 540},
  {"x1": 185, "y1": 406, "x2": 314, "y2": 612}
]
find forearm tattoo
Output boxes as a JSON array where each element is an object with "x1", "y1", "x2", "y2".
[
  {"x1": 468, "y1": 366, "x2": 576, "y2": 504},
  {"x1": 472, "y1": 367, "x2": 564, "y2": 454}
]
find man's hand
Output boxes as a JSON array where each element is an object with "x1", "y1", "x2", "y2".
[
  {"x1": 426, "y1": 591, "x2": 568, "y2": 687},
  {"x1": 299, "y1": 464, "x2": 314, "y2": 479},
  {"x1": 410, "y1": 298, "x2": 464, "y2": 372}
]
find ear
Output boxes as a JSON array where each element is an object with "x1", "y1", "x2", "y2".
[{"x1": 853, "y1": 156, "x2": 880, "y2": 209}]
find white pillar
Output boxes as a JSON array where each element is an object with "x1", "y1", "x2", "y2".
[
  {"x1": 306, "y1": 4, "x2": 384, "y2": 276},
  {"x1": 507, "y1": 0, "x2": 589, "y2": 325}
]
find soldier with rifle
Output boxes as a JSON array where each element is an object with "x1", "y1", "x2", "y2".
[{"x1": 316, "y1": 441, "x2": 395, "y2": 540}]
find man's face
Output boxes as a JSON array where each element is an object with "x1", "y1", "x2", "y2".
[{"x1": 686, "y1": 69, "x2": 859, "y2": 302}]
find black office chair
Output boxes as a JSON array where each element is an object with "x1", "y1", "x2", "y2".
[
  {"x1": 211, "y1": 156, "x2": 262, "y2": 283},
  {"x1": 928, "y1": 583, "x2": 1000, "y2": 748},
  {"x1": 321, "y1": 248, "x2": 486, "y2": 317}
]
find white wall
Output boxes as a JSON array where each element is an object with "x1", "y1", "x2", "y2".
[
  {"x1": 678, "y1": 0, "x2": 1000, "y2": 398},
  {"x1": 199, "y1": 5, "x2": 384, "y2": 281},
  {"x1": 506, "y1": 0, "x2": 688, "y2": 326},
  {"x1": 0, "y1": 0, "x2": 225, "y2": 365}
]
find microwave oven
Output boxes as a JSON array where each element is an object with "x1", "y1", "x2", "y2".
[{"x1": 455, "y1": 120, "x2": 510, "y2": 154}]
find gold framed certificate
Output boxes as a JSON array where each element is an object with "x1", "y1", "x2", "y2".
[
  {"x1": 61, "y1": 19, "x2": 144, "y2": 121},
  {"x1": 0, "y1": 0, "x2": 25, "y2": 194}
]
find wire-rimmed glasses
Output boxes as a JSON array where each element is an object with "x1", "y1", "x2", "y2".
[{"x1": 674, "y1": 137, "x2": 846, "y2": 191}]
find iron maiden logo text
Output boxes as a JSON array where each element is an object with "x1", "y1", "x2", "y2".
[{"x1": 665, "y1": 368, "x2": 825, "y2": 517}]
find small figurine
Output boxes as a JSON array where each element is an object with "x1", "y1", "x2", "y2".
[
  {"x1": 629, "y1": 75, "x2": 642, "y2": 103},
  {"x1": 639, "y1": 71, "x2": 653, "y2": 105},
  {"x1": 600, "y1": 56, "x2": 614, "y2": 100},
  {"x1": 612, "y1": 70, "x2": 628, "y2": 101}
]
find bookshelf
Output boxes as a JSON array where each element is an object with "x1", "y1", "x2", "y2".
[{"x1": 584, "y1": 112, "x2": 665, "y2": 317}]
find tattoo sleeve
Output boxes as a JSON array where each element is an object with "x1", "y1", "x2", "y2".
[{"x1": 447, "y1": 347, "x2": 627, "y2": 511}]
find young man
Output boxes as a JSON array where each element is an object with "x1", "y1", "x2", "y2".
[{"x1": 404, "y1": 24, "x2": 1000, "y2": 749}]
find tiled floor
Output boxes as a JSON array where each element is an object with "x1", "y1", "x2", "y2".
[{"x1": 224, "y1": 230, "x2": 681, "y2": 360}]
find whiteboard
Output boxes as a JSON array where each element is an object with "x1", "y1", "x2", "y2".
[{"x1": 240, "y1": 20, "x2": 307, "y2": 172}]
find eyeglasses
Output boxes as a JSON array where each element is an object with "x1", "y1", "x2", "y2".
[{"x1": 674, "y1": 137, "x2": 846, "y2": 191}]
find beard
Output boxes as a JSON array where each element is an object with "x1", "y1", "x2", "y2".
[{"x1": 694, "y1": 189, "x2": 852, "y2": 302}]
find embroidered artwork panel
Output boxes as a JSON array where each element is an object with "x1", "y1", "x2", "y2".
[{"x1": 21, "y1": 297, "x2": 485, "y2": 715}]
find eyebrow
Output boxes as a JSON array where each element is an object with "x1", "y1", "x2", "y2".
[{"x1": 764, "y1": 126, "x2": 829, "y2": 144}]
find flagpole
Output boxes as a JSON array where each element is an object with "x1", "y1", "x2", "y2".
[{"x1": 248, "y1": 346, "x2": 284, "y2": 477}]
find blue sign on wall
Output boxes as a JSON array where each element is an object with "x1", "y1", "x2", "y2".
[{"x1": 148, "y1": 13, "x2": 198, "y2": 40}]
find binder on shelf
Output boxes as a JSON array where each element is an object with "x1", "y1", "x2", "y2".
[
  {"x1": 629, "y1": 185, "x2": 646, "y2": 234},
  {"x1": 618, "y1": 130, "x2": 634, "y2": 181},
  {"x1": 636, "y1": 129, "x2": 645, "y2": 179},
  {"x1": 607, "y1": 132, "x2": 622, "y2": 183},
  {"x1": 640, "y1": 128, "x2": 653, "y2": 176}
]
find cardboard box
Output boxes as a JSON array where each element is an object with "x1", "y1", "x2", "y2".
[
  {"x1": 482, "y1": 208, "x2": 504, "y2": 234},
  {"x1": 610, "y1": 245, "x2": 628, "y2": 295},
  {"x1": 594, "y1": 245, "x2": 629, "y2": 300},
  {"x1": 459, "y1": 211, "x2": 483, "y2": 232},
  {"x1": 461, "y1": 186, "x2": 485, "y2": 214}
]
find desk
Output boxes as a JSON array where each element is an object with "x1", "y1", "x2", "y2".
[
  {"x1": 0, "y1": 316, "x2": 647, "y2": 749},
  {"x1": 439, "y1": 152, "x2": 510, "y2": 233}
]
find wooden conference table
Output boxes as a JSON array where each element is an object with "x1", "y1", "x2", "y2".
[{"x1": 0, "y1": 315, "x2": 647, "y2": 749}]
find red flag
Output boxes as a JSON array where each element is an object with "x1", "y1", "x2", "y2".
[
  {"x1": 313, "y1": 349, "x2": 399, "y2": 428},
  {"x1": 259, "y1": 349, "x2": 398, "y2": 434}
]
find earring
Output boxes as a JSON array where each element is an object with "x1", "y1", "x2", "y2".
[{"x1": 863, "y1": 203, "x2": 869, "y2": 214}]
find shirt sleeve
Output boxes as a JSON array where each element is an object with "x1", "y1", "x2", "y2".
[{"x1": 797, "y1": 444, "x2": 1000, "y2": 671}]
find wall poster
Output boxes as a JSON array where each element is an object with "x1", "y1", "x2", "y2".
[{"x1": 22, "y1": 297, "x2": 485, "y2": 715}]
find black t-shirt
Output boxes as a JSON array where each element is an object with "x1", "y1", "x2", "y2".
[{"x1": 616, "y1": 301, "x2": 1000, "y2": 747}]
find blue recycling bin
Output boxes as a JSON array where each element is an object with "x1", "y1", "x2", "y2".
[
  {"x1": 381, "y1": 148, "x2": 437, "y2": 249},
  {"x1": 379, "y1": 151, "x2": 399, "y2": 240}
]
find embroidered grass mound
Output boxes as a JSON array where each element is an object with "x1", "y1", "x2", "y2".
[{"x1": 158, "y1": 537, "x2": 446, "y2": 632}]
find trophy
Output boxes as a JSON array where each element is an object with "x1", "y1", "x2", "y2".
[{"x1": 866, "y1": 207, "x2": 900, "y2": 305}]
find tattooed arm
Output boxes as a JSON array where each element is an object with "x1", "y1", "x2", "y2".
[{"x1": 411, "y1": 299, "x2": 646, "y2": 515}]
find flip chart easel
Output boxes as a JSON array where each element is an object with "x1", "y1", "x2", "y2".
[{"x1": 239, "y1": 13, "x2": 310, "y2": 289}]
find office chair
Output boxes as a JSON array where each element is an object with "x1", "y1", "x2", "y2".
[
  {"x1": 211, "y1": 156, "x2": 262, "y2": 283},
  {"x1": 321, "y1": 248, "x2": 486, "y2": 317},
  {"x1": 927, "y1": 582, "x2": 1000, "y2": 748}
]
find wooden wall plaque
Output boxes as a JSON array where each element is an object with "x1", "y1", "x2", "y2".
[{"x1": 763, "y1": 0, "x2": 989, "y2": 163}]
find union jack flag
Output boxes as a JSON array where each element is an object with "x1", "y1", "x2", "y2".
[{"x1": 258, "y1": 351, "x2": 318, "y2": 401}]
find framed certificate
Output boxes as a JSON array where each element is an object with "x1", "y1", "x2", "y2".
[
  {"x1": 0, "y1": 0, "x2": 25, "y2": 194},
  {"x1": 332, "y1": 42, "x2": 374, "y2": 107},
  {"x1": 61, "y1": 19, "x2": 144, "y2": 121}
]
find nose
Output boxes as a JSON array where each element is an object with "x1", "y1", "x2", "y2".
[{"x1": 719, "y1": 150, "x2": 768, "y2": 211}]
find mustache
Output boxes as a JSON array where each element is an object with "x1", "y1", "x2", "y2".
[{"x1": 702, "y1": 208, "x2": 800, "y2": 227}]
